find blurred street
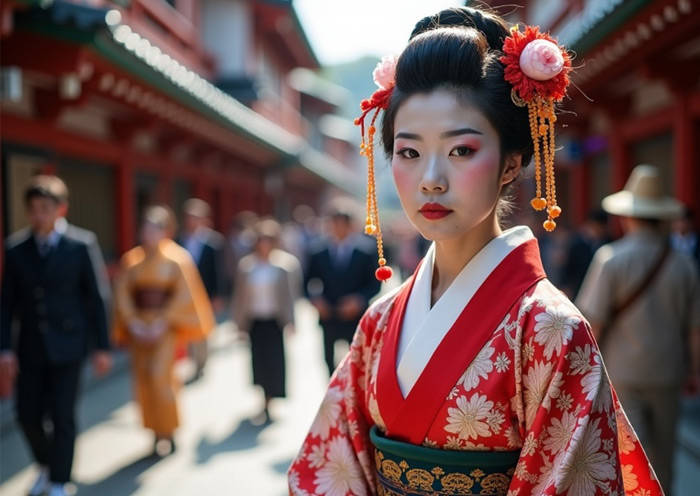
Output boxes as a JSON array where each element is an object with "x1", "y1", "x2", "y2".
[
  {"x1": 1, "y1": 298, "x2": 700, "y2": 496},
  {"x1": 0, "y1": 300, "x2": 330, "y2": 496}
]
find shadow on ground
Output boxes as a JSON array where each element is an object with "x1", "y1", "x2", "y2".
[
  {"x1": 73, "y1": 454, "x2": 161, "y2": 496},
  {"x1": 270, "y1": 457, "x2": 293, "y2": 475},
  {"x1": 0, "y1": 364, "x2": 133, "y2": 484},
  {"x1": 195, "y1": 417, "x2": 271, "y2": 465}
]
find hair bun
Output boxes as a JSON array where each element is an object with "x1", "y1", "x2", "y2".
[{"x1": 409, "y1": 6, "x2": 509, "y2": 52}]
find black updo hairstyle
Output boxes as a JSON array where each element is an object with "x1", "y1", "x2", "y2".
[{"x1": 381, "y1": 7, "x2": 534, "y2": 186}]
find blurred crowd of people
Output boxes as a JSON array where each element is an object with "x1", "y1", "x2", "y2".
[{"x1": 1, "y1": 166, "x2": 699, "y2": 495}]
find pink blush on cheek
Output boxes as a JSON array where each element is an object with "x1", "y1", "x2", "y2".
[
  {"x1": 452, "y1": 151, "x2": 500, "y2": 191},
  {"x1": 392, "y1": 163, "x2": 414, "y2": 198}
]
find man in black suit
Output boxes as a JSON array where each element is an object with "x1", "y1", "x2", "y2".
[
  {"x1": 305, "y1": 202, "x2": 382, "y2": 376},
  {"x1": 177, "y1": 198, "x2": 225, "y2": 380},
  {"x1": 0, "y1": 175, "x2": 111, "y2": 496},
  {"x1": 561, "y1": 209, "x2": 610, "y2": 299}
]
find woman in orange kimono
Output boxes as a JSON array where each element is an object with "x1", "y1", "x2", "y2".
[
  {"x1": 113, "y1": 205, "x2": 214, "y2": 456},
  {"x1": 288, "y1": 6, "x2": 663, "y2": 496}
]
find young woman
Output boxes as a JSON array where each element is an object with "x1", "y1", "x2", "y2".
[
  {"x1": 288, "y1": 7, "x2": 662, "y2": 496},
  {"x1": 232, "y1": 218, "x2": 302, "y2": 422},
  {"x1": 113, "y1": 206, "x2": 214, "y2": 456}
]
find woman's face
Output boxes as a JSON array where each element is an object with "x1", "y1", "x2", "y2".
[
  {"x1": 391, "y1": 90, "x2": 519, "y2": 243},
  {"x1": 140, "y1": 222, "x2": 166, "y2": 249},
  {"x1": 256, "y1": 236, "x2": 275, "y2": 257}
]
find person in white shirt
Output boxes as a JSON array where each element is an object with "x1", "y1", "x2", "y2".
[{"x1": 232, "y1": 219, "x2": 302, "y2": 423}]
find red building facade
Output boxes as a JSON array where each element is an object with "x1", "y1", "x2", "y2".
[
  {"x1": 0, "y1": 0, "x2": 359, "y2": 267},
  {"x1": 490, "y1": 0, "x2": 700, "y2": 229}
]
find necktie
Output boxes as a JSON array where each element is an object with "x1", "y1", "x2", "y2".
[
  {"x1": 334, "y1": 244, "x2": 348, "y2": 269},
  {"x1": 38, "y1": 239, "x2": 51, "y2": 257}
]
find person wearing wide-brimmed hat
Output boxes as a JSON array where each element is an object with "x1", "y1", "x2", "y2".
[{"x1": 576, "y1": 164, "x2": 700, "y2": 494}]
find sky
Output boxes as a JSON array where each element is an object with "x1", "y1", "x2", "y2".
[{"x1": 294, "y1": 0, "x2": 466, "y2": 66}]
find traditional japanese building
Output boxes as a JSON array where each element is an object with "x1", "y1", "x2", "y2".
[
  {"x1": 489, "y1": 0, "x2": 700, "y2": 228},
  {"x1": 0, "y1": 0, "x2": 360, "y2": 267}
]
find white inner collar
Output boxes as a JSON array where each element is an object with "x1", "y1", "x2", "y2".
[{"x1": 395, "y1": 226, "x2": 534, "y2": 396}]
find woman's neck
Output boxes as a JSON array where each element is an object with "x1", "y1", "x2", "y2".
[
  {"x1": 431, "y1": 217, "x2": 501, "y2": 304},
  {"x1": 143, "y1": 246, "x2": 158, "y2": 257}
]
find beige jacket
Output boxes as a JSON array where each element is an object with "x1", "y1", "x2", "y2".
[
  {"x1": 576, "y1": 229, "x2": 700, "y2": 386},
  {"x1": 232, "y1": 249, "x2": 302, "y2": 332}
]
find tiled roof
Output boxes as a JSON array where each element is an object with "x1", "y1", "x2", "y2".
[
  {"x1": 17, "y1": 0, "x2": 360, "y2": 193},
  {"x1": 558, "y1": 0, "x2": 655, "y2": 54}
]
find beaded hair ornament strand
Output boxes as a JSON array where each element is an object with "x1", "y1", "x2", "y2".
[
  {"x1": 355, "y1": 25, "x2": 572, "y2": 281},
  {"x1": 354, "y1": 55, "x2": 397, "y2": 282},
  {"x1": 501, "y1": 25, "x2": 572, "y2": 231}
]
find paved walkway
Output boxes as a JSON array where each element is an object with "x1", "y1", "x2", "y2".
[
  {"x1": 0, "y1": 301, "x2": 330, "y2": 496},
  {"x1": 1, "y1": 299, "x2": 699, "y2": 495}
]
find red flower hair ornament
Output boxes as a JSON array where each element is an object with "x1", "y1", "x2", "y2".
[{"x1": 501, "y1": 25, "x2": 572, "y2": 231}]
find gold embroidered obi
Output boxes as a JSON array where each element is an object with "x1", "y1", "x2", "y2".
[
  {"x1": 370, "y1": 426, "x2": 519, "y2": 496},
  {"x1": 133, "y1": 287, "x2": 173, "y2": 310}
]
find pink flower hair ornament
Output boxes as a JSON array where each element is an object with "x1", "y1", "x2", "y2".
[
  {"x1": 500, "y1": 25, "x2": 572, "y2": 232},
  {"x1": 354, "y1": 55, "x2": 398, "y2": 282}
]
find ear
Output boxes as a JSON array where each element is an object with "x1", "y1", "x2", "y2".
[
  {"x1": 501, "y1": 154, "x2": 522, "y2": 186},
  {"x1": 57, "y1": 202, "x2": 69, "y2": 218}
]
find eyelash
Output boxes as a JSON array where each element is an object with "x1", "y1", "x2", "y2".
[
  {"x1": 395, "y1": 148, "x2": 419, "y2": 159},
  {"x1": 395, "y1": 146, "x2": 475, "y2": 159},
  {"x1": 450, "y1": 146, "x2": 475, "y2": 157}
]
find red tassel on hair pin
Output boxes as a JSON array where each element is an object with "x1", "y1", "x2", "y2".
[{"x1": 355, "y1": 56, "x2": 397, "y2": 282}]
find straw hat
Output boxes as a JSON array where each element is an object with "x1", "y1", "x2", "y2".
[{"x1": 602, "y1": 164, "x2": 684, "y2": 220}]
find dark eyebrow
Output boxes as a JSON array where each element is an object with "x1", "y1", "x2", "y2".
[
  {"x1": 440, "y1": 127, "x2": 482, "y2": 138},
  {"x1": 395, "y1": 132, "x2": 422, "y2": 141},
  {"x1": 395, "y1": 128, "x2": 483, "y2": 141}
]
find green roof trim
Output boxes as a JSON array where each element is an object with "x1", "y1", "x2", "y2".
[
  {"x1": 16, "y1": 2, "x2": 301, "y2": 157},
  {"x1": 257, "y1": 0, "x2": 319, "y2": 68},
  {"x1": 93, "y1": 30, "x2": 302, "y2": 156},
  {"x1": 566, "y1": 0, "x2": 656, "y2": 56},
  {"x1": 13, "y1": 0, "x2": 359, "y2": 194},
  {"x1": 289, "y1": 5, "x2": 320, "y2": 69}
]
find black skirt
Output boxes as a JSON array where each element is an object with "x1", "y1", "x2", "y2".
[{"x1": 249, "y1": 318, "x2": 286, "y2": 398}]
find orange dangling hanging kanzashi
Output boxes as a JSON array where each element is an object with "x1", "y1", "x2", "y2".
[
  {"x1": 501, "y1": 25, "x2": 572, "y2": 232},
  {"x1": 527, "y1": 97, "x2": 561, "y2": 231},
  {"x1": 355, "y1": 55, "x2": 397, "y2": 281}
]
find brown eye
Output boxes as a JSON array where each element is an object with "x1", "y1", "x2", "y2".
[
  {"x1": 396, "y1": 148, "x2": 420, "y2": 159},
  {"x1": 450, "y1": 146, "x2": 474, "y2": 157}
]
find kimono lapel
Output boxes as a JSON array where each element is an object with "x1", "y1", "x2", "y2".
[
  {"x1": 397, "y1": 228, "x2": 533, "y2": 394},
  {"x1": 377, "y1": 234, "x2": 546, "y2": 445},
  {"x1": 375, "y1": 267, "x2": 419, "y2": 432}
]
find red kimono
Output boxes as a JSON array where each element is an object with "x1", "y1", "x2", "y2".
[{"x1": 289, "y1": 227, "x2": 662, "y2": 496}]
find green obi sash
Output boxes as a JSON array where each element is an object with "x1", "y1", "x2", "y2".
[{"x1": 370, "y1": 426, "x2": 519, "y2": 496}]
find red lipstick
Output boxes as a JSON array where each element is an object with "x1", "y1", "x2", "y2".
[{"x1": 419, "y1": 202, "x2": 452, "y2": 220}]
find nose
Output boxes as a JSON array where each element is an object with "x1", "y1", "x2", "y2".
[{"x1": 419, "y1": 156, "x2": 448, "y2": 193}]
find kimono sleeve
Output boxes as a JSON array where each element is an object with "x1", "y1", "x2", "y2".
[
  {"x1": 288, "y1": 311, "x2": 377, "y2": 496},
  {"x1": 112, "y1": 249, "x2": 140, "y2": 347},
  {"x1": 507, "y1": 290, "x2": 662, "y2": 496},
  {"x1": 164, "y1": 248, "x2": 216, "y2": 344}
]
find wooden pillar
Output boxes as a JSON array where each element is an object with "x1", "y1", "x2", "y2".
[
  {"x1": 116, "y1": 155, "x2": 136, "y2": 255},
  {"x1": 572, "y1": 159, "x2": 590, "y2": 226},
  {"x1": 158, "y1": 159, "x2": 174, "y2": 207},
  {"x1": 1, "y1": 1, "x2": 15, "y2": 39},
  {"x1": 192, "y1": 162, "x2": 210, "y2": 203},
  {"x1": 0, "y1": 141, "x2": 4, "y2": 272},
  {"x1": 673, "y1": 91, "x2": 696, "y2": 209},
  {"x1": 216, "y1": 174, "x2": 233, "y2": 233},
  {"x1": 608, "y1": 125, "x2": 630, "y2": 191}
]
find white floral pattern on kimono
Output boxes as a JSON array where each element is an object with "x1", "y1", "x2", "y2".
[{"x1": 289, "y1": 279, "x2": 662, "y2": 496}]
